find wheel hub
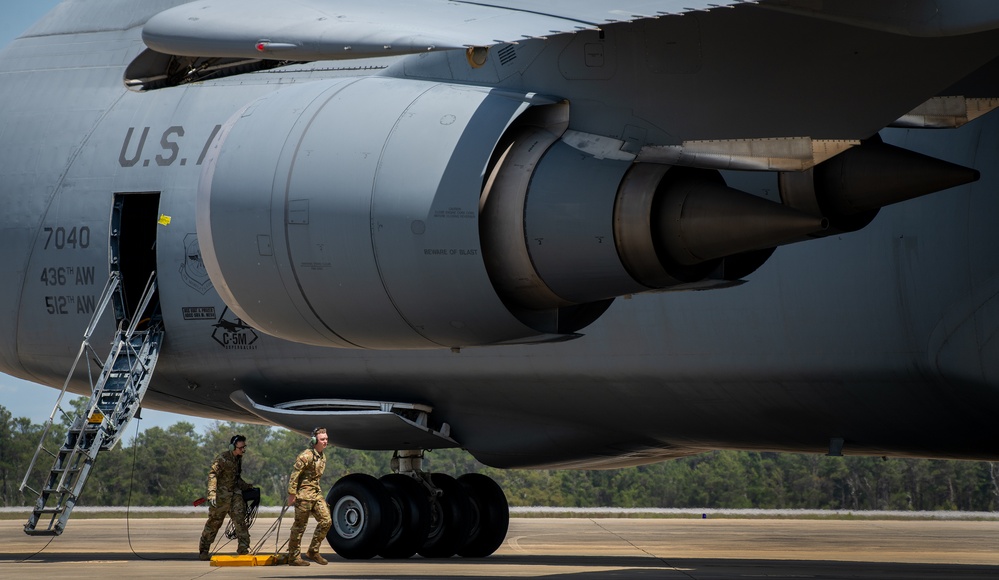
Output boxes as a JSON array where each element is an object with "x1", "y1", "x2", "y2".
[{"x1": 333, "y1": 495, "x2": 365, "y2": 539}]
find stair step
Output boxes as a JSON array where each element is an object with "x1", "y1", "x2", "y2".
[
  {"x1": 33, "y1": 507, "x2": 66, "y2": 515},
  {"x1": 24, "y1": 529, "x2": 62, "y2": 537}
]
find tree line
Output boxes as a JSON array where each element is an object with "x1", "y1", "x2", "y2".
[{"x1": 1, "y1": 404, "x2": 996, "y2": 511}]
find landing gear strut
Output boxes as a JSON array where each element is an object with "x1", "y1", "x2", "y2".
[
  {"x1": 324, "y1": 451, "x2": 509, "y2": 559},
  {"x1": 419, "y1": 473, "x2": 471, "y2": 558}
]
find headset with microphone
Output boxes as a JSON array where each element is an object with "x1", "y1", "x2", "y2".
[
  {"x1": 309, "y1": 428, "x2": 320, "y2": 446},
  {"x1": 229, "y1": 434, "x2": 244, "y2": 452}
]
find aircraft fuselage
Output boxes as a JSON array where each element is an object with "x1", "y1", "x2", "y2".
[{"x1": 2, "y1": 1, "x2": 998, "y2": 471}]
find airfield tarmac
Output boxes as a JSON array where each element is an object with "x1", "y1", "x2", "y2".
[{"x1": 2, "y1": 516, "x2": 998, "y2": 579}]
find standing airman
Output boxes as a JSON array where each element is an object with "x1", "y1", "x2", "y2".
[
  {"x1": 286, "y1": 427, "x2": 332, "y2": 566},
  {"x1": 199, "y1": 434, "x2": 254, "y2": 560}
]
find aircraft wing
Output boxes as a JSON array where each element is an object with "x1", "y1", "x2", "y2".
[{"x1": 142, "y1": 0, "x2": 751, "y2": 61}]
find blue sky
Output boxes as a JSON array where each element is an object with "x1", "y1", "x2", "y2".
[
  {"x1": 0, "y1": 1, "x2": 62, "y2": 50},
  {"x1": 0, "y1": 1, "x2": 214, "y2": 435}
]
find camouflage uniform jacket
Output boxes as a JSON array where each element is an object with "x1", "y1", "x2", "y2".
[
  {"x1": 287, "y1": 448, "x2": 326, "y2": 501},
  {"x1": 207, "y1": 451, "x2": 252, "y2": 501}
]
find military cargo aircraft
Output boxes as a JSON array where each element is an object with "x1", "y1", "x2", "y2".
[{"x1": 4, "y1": 0, "x2": 999, "y2": 560}]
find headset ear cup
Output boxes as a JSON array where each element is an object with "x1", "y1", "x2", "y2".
[
  {"x1": 309, "y1": 437, "x2": 317, "y2": 446},
  {"x1": 229, "y1": 443, "x2": 235, "y2": 452}
]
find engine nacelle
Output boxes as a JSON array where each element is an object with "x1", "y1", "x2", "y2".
[
  {"x1": 198, "y1": 77, "x2": 827, "y2": 349},
  {"x1": 198, "y1": 78, "x2": 555, "y2": 348}
]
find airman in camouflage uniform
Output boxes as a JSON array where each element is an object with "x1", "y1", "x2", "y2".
[
  {"x1": 286, "y1": 427, "x2": 332, "y2": 566},
  {"x1": 198, "y1": 434, "x2": 254, "y2": 560}
]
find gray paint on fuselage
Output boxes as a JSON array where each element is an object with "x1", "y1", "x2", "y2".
[{"x1": 1, "y1": 2, "x2": 998, "y2": 467}]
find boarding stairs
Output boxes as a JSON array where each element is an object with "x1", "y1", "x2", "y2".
[{"x1": 20, "y1": 271, "x2": 164, "y2": 536}]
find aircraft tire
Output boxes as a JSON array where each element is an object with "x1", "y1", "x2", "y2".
[
  {"x1": 325, "y1": 473, "x2": 393, "y2": 559},
  {"x1": 377, "y1": 473, "x2": 431, "y2": 559},
  {"x1": 457, "y1": 473, "x2": 510, "y2": 557},
  {"x1": 417, "y1": 473, "x2": 472, "y2": 558}
]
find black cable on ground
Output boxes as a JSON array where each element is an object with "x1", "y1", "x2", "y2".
[
  {"x1": 587, "y1": 518, "x2": 698, "y2": 580},
  {"x1": 125, "y1": 413, "x2": 159, "y2": 561},
  {"x1": 15, "y1": 535, "x2": 57, "y2": 563}
]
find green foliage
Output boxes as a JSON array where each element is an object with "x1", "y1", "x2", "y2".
[
  {"x1": 0, "y1": 407, "x2": 45, "y2": 507},
  {"x1": 2, "y1": 404, "x2": 997, "y2": 511}
]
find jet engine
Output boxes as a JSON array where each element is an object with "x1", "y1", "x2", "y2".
[{"x1": 196, "y1": 77, "x2": 828, "y2": 349}]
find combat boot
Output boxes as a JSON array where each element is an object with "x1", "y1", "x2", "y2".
[
  {"x1": 307, "y1": 550, "x2": 328, "y2": 565},
  {"x1": 288, "y1": 555, "x2": 311, "y2": 566},
  {"x1": 199, "y1": 551, "x2": 210, "y2": 561}
]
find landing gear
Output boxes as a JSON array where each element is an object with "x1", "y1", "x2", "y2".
[
  {"x1": 324, "y1": 456, "x2": 509, "y2": 559},
  {"x1": 378, "y1": 473, "x2": 431, "y2": 559},
  {"x1": 418, "y1": 473, "x2": 472, "y2": 558},
  {"x1": 326, "y1": 473, "x2": 392, "y2": 559},
  {"x1": 457, "y1": 473, "x2": 509, "y2": 558}
]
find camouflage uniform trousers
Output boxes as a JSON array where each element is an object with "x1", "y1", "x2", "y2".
[
  {"x1": 288, "y1": 498, "x2": 332, "y2": 558},
  {"x1": 199, "y1": 493, "x2": 249, "y2": 554}
]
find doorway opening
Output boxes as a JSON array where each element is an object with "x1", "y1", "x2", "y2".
[{"x1": 110, "y1": 192, "x2": 161, "y2": 325}]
